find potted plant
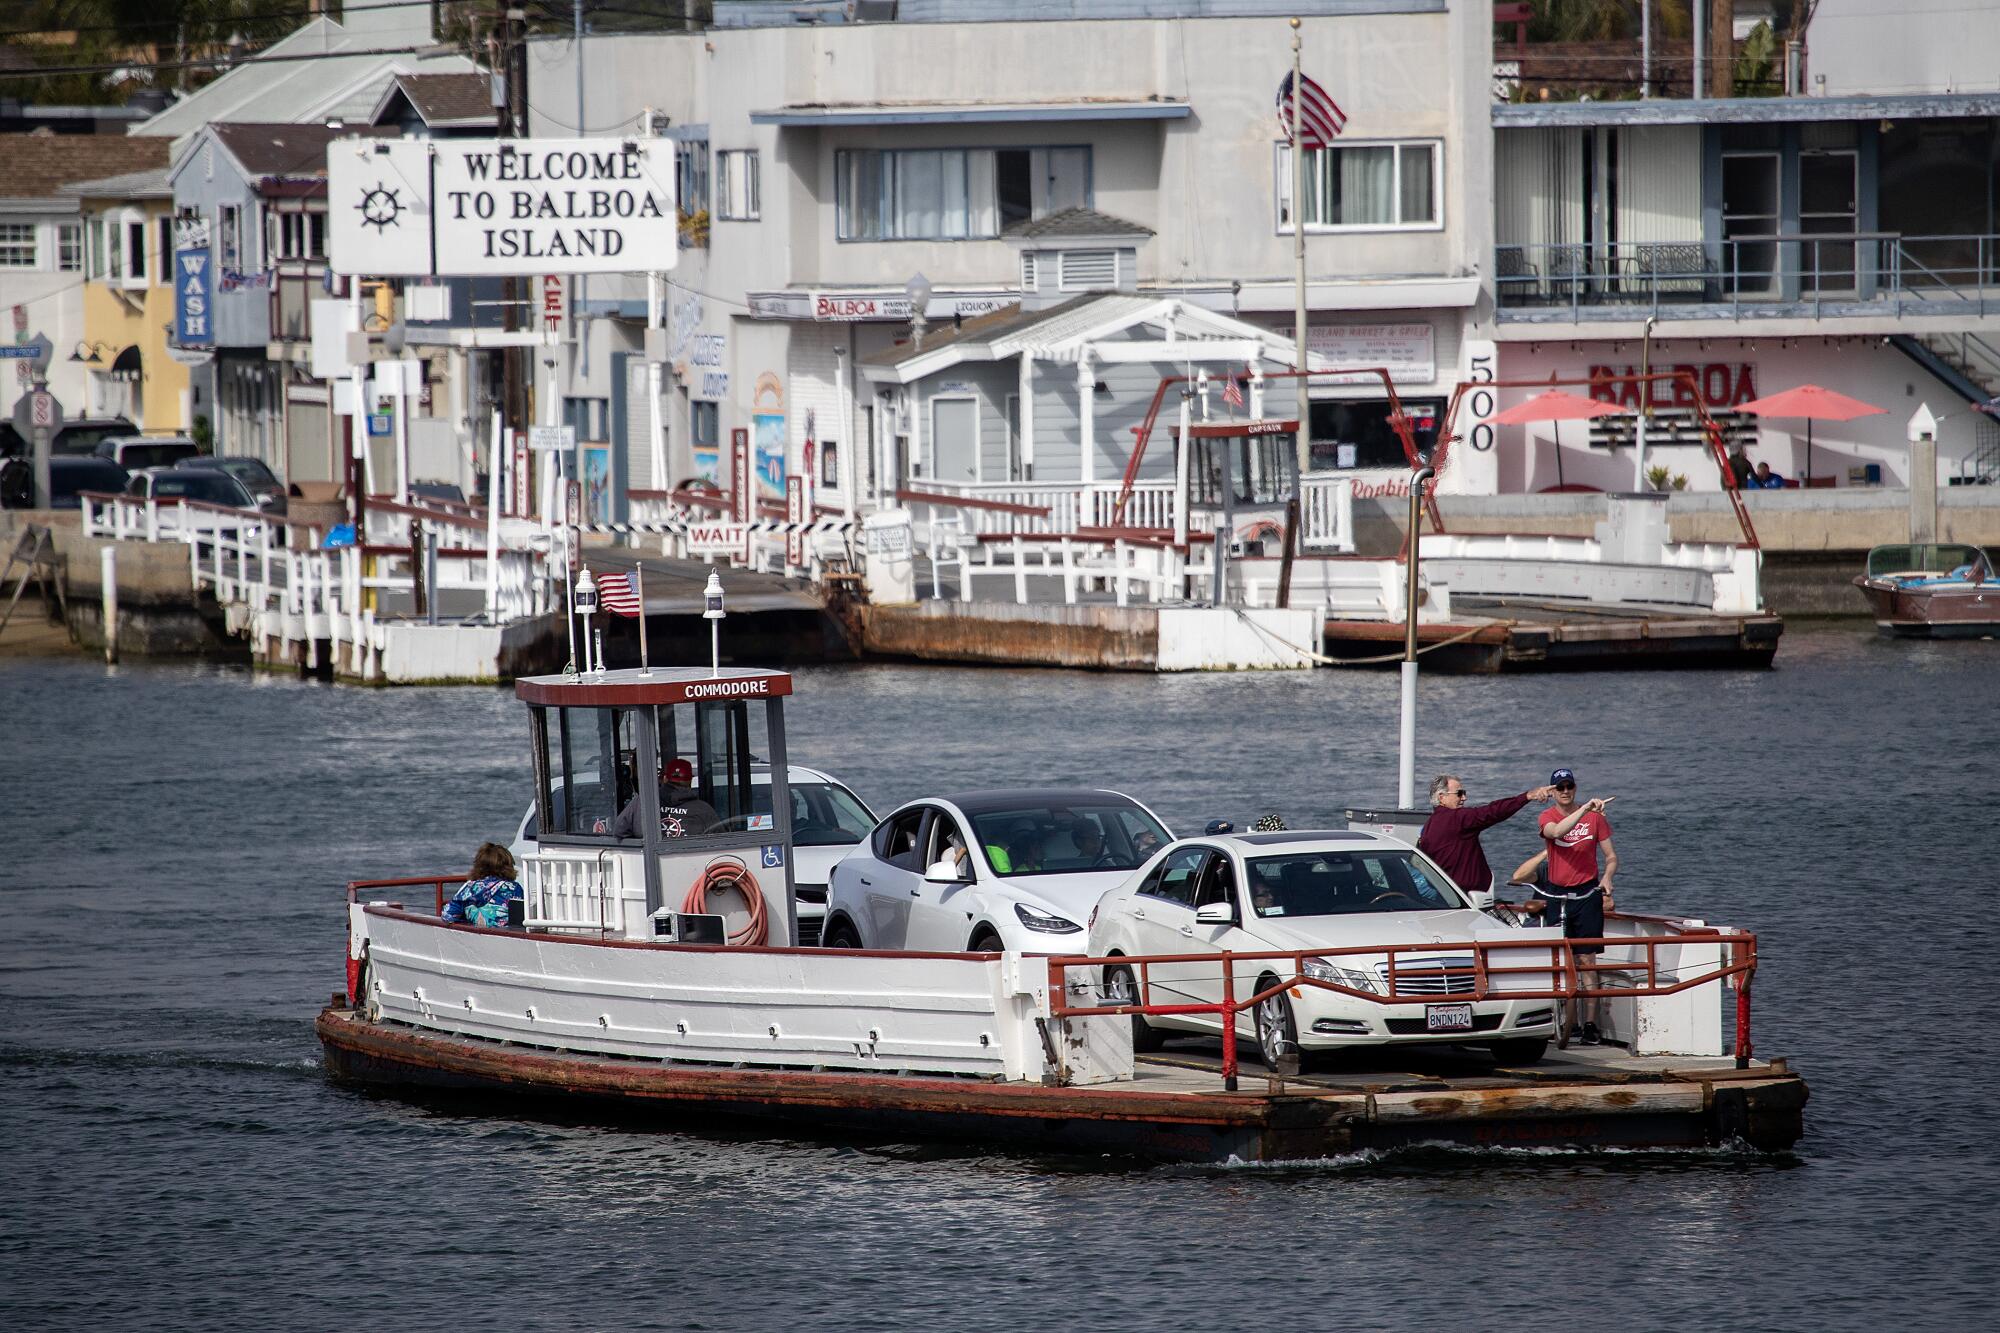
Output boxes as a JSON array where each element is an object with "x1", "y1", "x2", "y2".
[{"x1": 1645, "y1": 464, "x2": 1674, "y2": 491}]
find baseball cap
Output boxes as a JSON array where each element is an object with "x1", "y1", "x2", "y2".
[
  {"x1": 1550, "y1": 767, "x2": 1576, "y2": 786},
  {"x1": 1204, "y1": 819, "x2": 1235, "y2": 835},
  {"x1": 663, "y1": 757, "x2": 694, "y2": 785}
]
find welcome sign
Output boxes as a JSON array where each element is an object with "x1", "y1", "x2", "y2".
[{"x1": 327, "y1": 138, "x2": 678, "y2": 277}]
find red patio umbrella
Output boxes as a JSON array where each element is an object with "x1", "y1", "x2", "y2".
[
  {"x1": 1490, "y1": 389, "x2": 1630, "y2": 489},
  {"x1": 1733, "y1": 384, "x2": 1886, "y2": 484}
]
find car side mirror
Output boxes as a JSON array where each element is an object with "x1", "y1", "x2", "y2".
[
  {"x1": 925, "y1": 858, "x2": 970, "y2": 884},
  {"x1": 1195, "y1": 901, "x2": 1234, "y2": 926},
  {"x1": 1469, "y1": 889, "x2": 1495, "y2": 910}
]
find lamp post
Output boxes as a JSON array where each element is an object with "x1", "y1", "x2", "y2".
[
  {"x1": 1635, "y1": 315, "x2": 1657, "y2": 489},
  {"x1": 703, "y1": 569, "x2": 726, "y2": 677},
  {"x1": 905, "y1": 271, "x2": 932, "y2": 350},
  {"x1": 1398, "y1": 465, "x2": 1435, "y2": 811}
]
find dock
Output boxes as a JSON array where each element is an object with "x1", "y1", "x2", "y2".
[
  {"x1": 316, "y1": 1007, "x2": 1806, "y2": 1161},
  {"x1": 1323, "y1": 600, "x2": 1784, "y2": 672}
]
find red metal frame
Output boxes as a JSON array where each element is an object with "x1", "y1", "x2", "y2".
[
  {"x1": 1051, "y1": 923, "x2": 1759, "y2": 1089},
  {"x1": 1110, "y1": 367, "x2": 1422, "y2": 526},
  {"x1": 1428, "y1": 369, "x2": 1759, "y2": 553}
]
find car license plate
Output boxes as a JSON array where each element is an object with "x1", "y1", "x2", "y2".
[{"x1": 1426, "y1": 1003, "x2": 1475, "y2": 1033}]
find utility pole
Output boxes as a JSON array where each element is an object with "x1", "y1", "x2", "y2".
[{"x1": 499, "y1": 5, "x2": 530, "y2": 486}]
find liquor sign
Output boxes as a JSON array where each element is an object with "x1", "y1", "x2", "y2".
[
  {"x1": 1306, "y1": 323, "x2": 1436, "y2": 384},
  {"x1": 327, "y1": 138, "x2": 678, "y2": 277},
  {"x1": 812, "y1": 294, "x2": 913, "y2": 322},
  {"x1": 730, "y1": 427, "x2": 751, "y2": 521},
  {"x1": 173, "y1": 246, "x2": 214, "y2": 347},
  {"x1": 540, "y1": 274, "x2": 565, "y2": 339}
]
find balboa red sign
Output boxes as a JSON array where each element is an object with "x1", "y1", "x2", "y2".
[{"x1": 1589, "y1": 362, "x2": 1758, "y2": 410}]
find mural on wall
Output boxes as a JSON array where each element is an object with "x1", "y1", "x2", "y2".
[
  {"x1": 583, "y1": 443, "x2": 611, "y2": 523},
  {"x1": 752, "y1": 371, "x2": 786, "y2": 502}
]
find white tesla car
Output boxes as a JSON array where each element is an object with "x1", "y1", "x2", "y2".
[
  {"x1": 821, "y1": 789, "x2": 1173, "y2": 954},
  {"x1": 511, "y1": 763, "x2": 876, "y2": 945},
  {"x1": 1087, "y1": 830, "x2": 1563, "y2": 1067}
]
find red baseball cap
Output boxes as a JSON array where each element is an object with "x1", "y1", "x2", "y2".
[{"x1": 663, "y1": 758, "x2": 694, "y2": 785}]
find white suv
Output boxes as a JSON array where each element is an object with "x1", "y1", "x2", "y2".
[{"x1": 822, "y1": 788, "x2": 1173, "y2": 954}]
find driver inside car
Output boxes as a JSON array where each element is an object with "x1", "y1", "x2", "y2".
[{"x1": 610, "y1": 757, "x2": 720, "y2": 839}]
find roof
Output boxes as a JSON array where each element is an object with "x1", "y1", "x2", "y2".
[
  {"x1": 211, "y1": 122, "x2": 395, "y2": 180},
  {"x1": 715, "y1": 1, "x2": 1443, "y2": 29},
  {"x1": 861, "y1": 295, "x2": 1094, "y2": 371},
  {"x1": 750, "y1": 100, "x2": 1191, "y2": 127},
  {"x1": 940, "y1": 789, "x2": 1135, "y2": 813},
  {"x1": 1226, "y1": 830, "x2": 1383, "y2": 848},
  {"x1": 514, "y1": 667, "x2": 794, "y2": 708},
  {"x1": 62, "y1": 166, "x2": 172, "y2": 201},
  {"x1": 374, "y1": 72, "x2": 496, "y2": 130},
  {"x1": 1494, "y1": 91, "x2": 2000, "y2": 129},
  {"x1": 0, "y1": 134, "x2": 172, "y2": 207},
  {"x1": 1004, "y1": 207, "x2": 1154, "y2": 240}
]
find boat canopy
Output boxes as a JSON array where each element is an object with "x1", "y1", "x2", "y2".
[{"x1": 1865, "y1": 544, "x2": 1989, "y2": 579}]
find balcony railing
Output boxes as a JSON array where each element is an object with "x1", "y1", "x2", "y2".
[{"x1": 1497, "y1": 233, "x2": 2000, "y2": 319}]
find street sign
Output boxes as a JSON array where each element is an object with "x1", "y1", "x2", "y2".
[
  {"x1": 2, "y1": 333, "x2": 54, "y2": 373},
  {"x1": 11, "y1": 388, "x2": 62, "y2": 436},
  {"x1": 0, "y1": 346, "x2": 38, "y2": 359},
  {"x1": 528, "y1": 425, "x2": 574, "y2": 452},
  {"x1": 367, "y1": 412, "x2": 393, "y2": 436}
]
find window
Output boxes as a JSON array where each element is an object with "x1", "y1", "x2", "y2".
[
  {"x1": 126, "y1": 218, "x2": 148, "y2": 281},
  {"x1": 836, "y1": 146, "x2": 1092, "y2": 242},
  {"x1": 716, "y1": 149, "x2": 759, "y2": 220},
  {"x1": 1142, "y1": 847, "x2": 1208, "y2": 907},
  {"x1": 218, "y1": 204, "x2": 240, "y2": 268},
  {"x1": 58, "y1": 222, "x2": 82, "y2": 271},
  {"x1": 691, "y1": 400, "x2": 718, "y2": 449},
  {"x1": 1057, "y1": 248, "x2": 1116, "y2": 291},
  {"x1": 1307, "y1": 397, "x2": 1444, "y2": 472},
  {"x1": 1244, "y1": 851, "x2": 1467, "y2": 918},
  {"x1": 1020, "y1": 251, "x2": 1038, "y2": 289},
  {"x1": 676, "y1": 139, "x2": 710, "y2": 215},
  {"x1": 157, "y1": 218, "x2": 175, "y2": 283},
  {"x1": 273, "y1": 210, "x2": 326, "y2": 261},
  {"x1": 1278, "y1": 140, "x2": 1440, "y2": 231},
  {"x1": 0, "y1": 223, "x2": 37, "y2": 268}
]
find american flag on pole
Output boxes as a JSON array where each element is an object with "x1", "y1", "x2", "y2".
[
  {"x1": 1222, "y1": 375, "x2": 1244, "y2": 411},
  {"x1": 1277, "y1": 69, "x2": 1347, "y2": 149},
  {"x1": 594, "y1": 569, "x2": 643, "y2": 618}
]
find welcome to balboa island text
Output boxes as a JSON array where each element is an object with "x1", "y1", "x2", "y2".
[{"x1": 446, "y1": 146, "x2": 670, "y2": 260}]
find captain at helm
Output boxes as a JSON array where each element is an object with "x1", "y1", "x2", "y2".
[{"x1": 611, "y1": 756, "x2": 719, "y2": 839}]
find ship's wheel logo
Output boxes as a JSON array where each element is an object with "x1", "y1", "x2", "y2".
[{"x1": 355, "y1": 182, "x2": 405, "y2": 233}]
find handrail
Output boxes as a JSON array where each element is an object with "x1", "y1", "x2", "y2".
[
  {"x1": 1049, "y1": 929, "x2": 1758, "y2": 1090},
  {"x1": 898, "y1": 486, "x2": 1054, "y2": 517}
]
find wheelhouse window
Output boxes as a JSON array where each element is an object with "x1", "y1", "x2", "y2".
[
  {"x1": 1245, "y1": 850, "x2": 1467, "y2": 918},
  {"x1": 1278, "y1": 140, "x2": 1440, "y2": 231},
  {"x1": 529, "y1": 699, "x2": 775, "y2": 844},
  {"x1": 716, "y1": 149, "x2": 760, "y2": 221},
  {"x1": 836, "y1": 146, "x2": 1090, "y2": 242}
]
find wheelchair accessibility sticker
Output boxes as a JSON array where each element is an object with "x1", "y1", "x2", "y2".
[{"x1": 761, "y1": 844, "x2": 784, "y2": 869}]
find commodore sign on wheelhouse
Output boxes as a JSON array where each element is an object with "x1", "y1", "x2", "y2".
[{"x1": 326, "y1": 138, "x2": 678, "y2": 276}]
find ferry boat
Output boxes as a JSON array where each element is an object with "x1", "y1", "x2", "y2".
[
  {"x1": 1853, "y1": 543, "x2": 2000, "y2": 637},
  {"x1": 316, "y1": 664, "x2": 1808, "y2": 1160}
]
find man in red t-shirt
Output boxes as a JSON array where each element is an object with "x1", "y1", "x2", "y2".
[{"x1": 1538, "y1": 767, "x2": 1617, "y2": 1045}]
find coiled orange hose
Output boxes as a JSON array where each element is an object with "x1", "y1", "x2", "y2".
[{"x1": 682, "y1": 855, "x2": 768, "y2": 947}]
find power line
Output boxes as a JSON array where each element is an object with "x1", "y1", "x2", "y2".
[
  {"x1": 0, "y1": 41, "x2": 449, "y2": 84},
  {"x1": 0, "y1": 0, "x2": 446, "y2": 43}
]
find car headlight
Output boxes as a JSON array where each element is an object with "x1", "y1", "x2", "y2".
[
  {"x1": 1013, "y1": 903, "x2": 1082, "y2": 934},
  {"x1": 1302, "y1": 957, "x2": 1378, "y2": 993}
]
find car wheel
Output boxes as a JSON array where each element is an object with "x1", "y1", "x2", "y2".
[
  {"x1": 968, "y1": 928, "x2": 1004, "y2": 954},
  {"x1": 822, "y1": 920, "x2": 862, "y2": 949},
  {"x1": 1102, "y1": 962, "x2": 1166, "y2": 1053},
  {"x1": 1489, "y1": 1037, "x2": 1549, "y2": 1065},
  {"x1": 1254, "y1": 974, "x2": 1301, "y2": 1072}
]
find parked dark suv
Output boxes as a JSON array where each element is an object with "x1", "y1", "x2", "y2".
[
  {"x1": 0, "y1": 416, "x2": 138, "y2": 458},
  {"x1": 0, "y1": 456, "x2": 129, "y2": 509}
]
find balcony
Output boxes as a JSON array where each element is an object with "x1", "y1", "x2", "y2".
[{"x1": 1496, "y1": 234, "x2": 2000, "y2": 323}]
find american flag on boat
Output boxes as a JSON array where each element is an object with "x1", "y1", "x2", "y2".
[
  {"x1": 594, "y1": 569, "x2": 643, "y2": 618},
  {"x1": 1276, "y1": 69, "x2": 1346, "y2": 149},
  {"x1": 1222, "y1": 374, "x2": 1244, "y2": 410}
]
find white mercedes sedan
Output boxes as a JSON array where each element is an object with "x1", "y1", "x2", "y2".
[
  {"x1": 822, "y1": 788, "x2": 1173, "y2": 954},
  {"x1": 1087, "y1": 830, "x2": 1563, "y2": 1068}
]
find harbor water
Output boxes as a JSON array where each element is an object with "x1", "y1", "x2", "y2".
[{"x1": 3, "y1": 629, "x2": 1995, "y2": 1330}]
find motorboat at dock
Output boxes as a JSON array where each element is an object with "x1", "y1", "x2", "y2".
[
  {"x1": 1852, "y1": 543, "x2": 1999, "y2": 637},
  {"x1": 317, "y1": 665, "x2": 1807, "y2": 1160}
]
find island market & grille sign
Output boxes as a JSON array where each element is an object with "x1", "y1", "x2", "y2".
[{"x1": 327, "y1": 138, "x2": 678, "y2": 277}]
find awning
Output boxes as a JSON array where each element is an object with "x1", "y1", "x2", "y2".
[
  {"x1": 110, "y1": 345, "x2": 143, "y2": 379},
  {"x1": 750, "y1": 101, "x2": 1190, "y2": 128}
]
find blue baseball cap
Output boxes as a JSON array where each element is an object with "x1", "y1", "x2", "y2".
[
  {"x1": 1204, "y1": 818, "x2": 1235, "y2": 835},
  {"x1": 1550, "y1": 768, "x2": 1576, "y2": 786}
]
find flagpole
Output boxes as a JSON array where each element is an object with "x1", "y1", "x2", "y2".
[
  {"x1": 636, "y1": 564, "x2": 651, "y2": 675},
  {"x1": 1280, "y1": 16, "x2": 1311, "y2": 611}
]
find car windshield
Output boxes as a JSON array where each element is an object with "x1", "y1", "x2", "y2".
[
  {"x1": 967, "y1": 801, "x2": 1170, "y2": 877},
  {"x1": 122, "y1": 443, "x2": 198, "y2": 469},
  {"x1": 747, "y1": 779, "x2": 875, "y2": 846},
  {"x1": 154, "y1": 474, "x2": 250, "y2": 506},
  {"x1": 1245, "y1": 849, "x2": 1468, "y2": 917}
]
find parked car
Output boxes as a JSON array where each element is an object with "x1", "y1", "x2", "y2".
[
  {"x1": 511, "y1": 763, "x2": 876, "y2": 946},
  {"x1": 95, "y1": 435, "x2": 203, "y2": 471},
  {"x1": 2, "y1": 416, "x2": 140, "y2": 460},
  {"x1": 0, "y1": 455, "x2": 128, "y2": 509},
  {"x1": 822, "y1": 789, "x2": 1174, "y2": 954},
  {"x1": 127, "y1": 466, "x2": 259, "y2": 510},
  {"x1": 176, "y1": 454, "x2": 285, "y2": 513},
  {"x1": 1086, "y1": 830, "x2": 1563, "y2": 1069}
]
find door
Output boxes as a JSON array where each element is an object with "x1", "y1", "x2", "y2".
[
  {"x1": 861, "y1": 806, "x2": 928, "y2": 947},
  {"x1": 1722, "y1": 152, "x2": 1781, "y2": 296},
  {"x1": 903, "y1": 808, "x2": 976, "y2": 951},
  {"x1": 1126, "y1": 846, "x2": 1215, "y2": 1021},
  {"x1": 930, "y1": 397, "x2": 978, "y2": 484},
  {"x1": 1799, "y1": 150, "x2": 1859, "y2": 294},
  {"x1": 1185, "y1": 851, "x2": 1256, "y2": 1036}
]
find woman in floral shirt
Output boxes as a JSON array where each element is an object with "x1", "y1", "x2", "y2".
[{"x1": 441, "y1": 843, "x2": 525, "y2": 929}]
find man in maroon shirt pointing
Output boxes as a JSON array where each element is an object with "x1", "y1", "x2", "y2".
[{"x1": 1416, "y1": 774, "x2": 1559, "y2": 897}]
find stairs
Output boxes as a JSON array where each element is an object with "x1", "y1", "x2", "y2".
[{"x1": 1890, "y1": 333, "x2": 2000, "y2": 483}]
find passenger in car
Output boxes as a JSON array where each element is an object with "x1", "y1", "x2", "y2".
[
  {"x1": 441, "y1": 843, "x2": 525, "y2": 929},
  {"x1": 1071, "y1": 821, "x2": 1116, "y2": 868}
]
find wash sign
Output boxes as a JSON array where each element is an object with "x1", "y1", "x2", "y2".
[
  {"x1": 327, "y1": 138, "x2": 678, "y2": 277},
  {"x1": 174, "y1": 246, "x2": 213, "y2": 347}
]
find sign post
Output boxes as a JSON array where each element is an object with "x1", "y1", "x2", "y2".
[{"x1": 9, "y1": 335, "x2": 60, "y2": 508}]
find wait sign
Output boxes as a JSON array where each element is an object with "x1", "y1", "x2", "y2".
[
  {"x1": 327, "y1": 137, "x2": 678, "y2": 278},
  {"x1": 686, "y1": 521, "x2": 753, "y2": 560}
]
